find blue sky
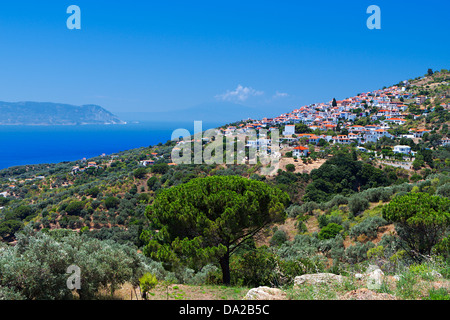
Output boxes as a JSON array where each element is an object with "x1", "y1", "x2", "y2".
[{"x1": 0, "y1": 0, "x2": 449, "y2": 118}]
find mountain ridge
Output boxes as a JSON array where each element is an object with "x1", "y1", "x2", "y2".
[{"x1": 0, "y1": 101, "x2": 125, "y2": 125}]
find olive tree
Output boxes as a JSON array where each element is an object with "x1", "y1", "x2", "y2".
[{"x1": 0, "y1": 228, "x2": 147, "y2": 300}]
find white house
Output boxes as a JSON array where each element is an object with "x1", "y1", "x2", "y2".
[
  {"x1": 246, "y1": 139, "x2": 271, "y2": 149},
  {"x1": 364, "y1": 129, "x2": 394, "y2": 143},
  {"x1": 357, "y1": 146, "x2": 368, "y2": 152},
  {"x1": 332, "y1": 135, "x2": 352, "y2": 145},
  {"x1": 440, "y1": 137, "x2": 450, "y2": 147},
  {"x1": 140, "y1": 160, "x2": 155, "y2": 166},
  {"x1": 412, "y1": 129, "x2": 430, "y2": 138},
  {"x1": 385, "y1": 118, "x2": 407, "y2": 125},
  {"x1": 283, "y1": 125, "x2": 296, "y2": 136},
  {"x1": 348, "y1": 125, "x2": 365, "y2": 133},
  {"x1": 293, "y1": 146, "x2": 309, "y2": 157},
  {"x1": 71, "y1": 166, "x2": 81, "y2": 174},
  {"x1": 393, "y1": 145, "x2": 412, "y2": 154}
]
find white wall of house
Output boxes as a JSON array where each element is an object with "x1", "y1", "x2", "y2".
[
  {"x1": 393, "y1": 145, "x2": 411, "y2": 154},
  {"x1": 283, "y1": 125, "x2": 295, "y2": 136}
]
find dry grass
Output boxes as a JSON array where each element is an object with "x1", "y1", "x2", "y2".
[{"x1": 101, "y1": 283, "x2": 250, "y2": 301}]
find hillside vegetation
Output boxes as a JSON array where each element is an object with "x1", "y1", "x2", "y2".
[{"x1": 0, "y1": 71, "x2": 449, "y2": 300}]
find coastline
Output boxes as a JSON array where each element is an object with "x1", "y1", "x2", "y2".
[{"x1": 0, "y1": 120, "x2": 225, "y2": 170}]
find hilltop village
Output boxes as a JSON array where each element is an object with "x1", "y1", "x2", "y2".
[{"x1": 213, "y1": 73, "x2": 449, "y2": 161}]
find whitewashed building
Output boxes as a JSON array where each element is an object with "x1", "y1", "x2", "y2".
[{"x1": 393, "y1": 145, "x2": 412, "y2": 154}]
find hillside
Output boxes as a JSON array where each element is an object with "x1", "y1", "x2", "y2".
[
  {"x1": 0, "y1": 101, "x2": 125, "y2": 125},
  {"x1": 0, "y1": 70, "x2": 449, "y2": 301}
]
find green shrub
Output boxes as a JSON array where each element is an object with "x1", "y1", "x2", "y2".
[
  {"x1": 367, "y1": 245, "x2": 385, "y2": 261},
  {"x1": 270, "y1": 229, "x2": 288, "y2": 247},
  {"x1": 285, "y1": 164, "x2": 296, "y2": 172},
  {"x1": 151, "y1": 163, "x2": 170, "y2": 175},
  {"x1": 86, "y1": 187, "x2": 100, "y2": 198},
  {"x1": 433, "y1": 235, "x2": 450, "y2": 258},
  {"x1": 344, "y1": 242, "x2": 375, "y2": 264},
  {"x1": 133, "y1": 167, "x2": 148, "y2": 179},
  {"x1": 147, "y1": 177, "x2": 161, "y2": 191},
  {"x1": 318, "y1": 214, "x2": 328, "y2": 228},
  {"x1": 426, "y1": 288, "x2": 450, "y2": 300},
  {"x1": 299, "y1": 202, "x2": 319, "y2": 215},
  {"x1": 139, "y1": 273, "x2": 158, "y2": 300},
  {"x1": 104, "y1": 196, "x2": 120, "y2": 209},
  {"x1": 13, "y1": 205, "x2": 34, "y2": 220},
  {"x1": 325, "y1": 194, "x2": 348, "y2": 209},
  {"x1": 436, "y1": 183, "x2": 450, "y2": 198},
  {"x1": 349, "y1": 216, "x2": 388, "y2": 240},
  {"x1": 348, "y1": 195, "x2": 370, "y2": 216},
  {"x1": 65, "y1": 201, "x2": 85, "y2": 216},
  {"x1": 318, "y1": 223, "x2": 343, "y2": 240},
  {"x1": 286, "y1": 205, "x2": 302, "y2": 218},
  {"x1": 0, "y1": 229, "x2": 146, "y2": 300},
  {"x1": 395, "y1": 271, "x2": 420, "y2": 300},
  {"x1": 230, "y1": 247, "x2": 277, "y2": 287},
  {"x1": 296, "y1": 220, "x2": 308, "y2": 233}
]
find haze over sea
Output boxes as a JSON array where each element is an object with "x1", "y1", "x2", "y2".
[{"x1": 0, "y1": 121, "x2": 222, "y2": 170}]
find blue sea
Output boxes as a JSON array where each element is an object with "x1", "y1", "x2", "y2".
[{"x1": 0, "y1": 121, "x2": 222, "y2": 170}]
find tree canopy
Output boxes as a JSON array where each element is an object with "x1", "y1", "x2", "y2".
[
  {"x1": 141, "y1": 175, "x2": 290, "y2": 284},
  {"x1": 382, "y1": 192, "x2": 450, "y2": 260},
  {"x1": 303, "y1": 152, "x2": 389, "y2": 202}
]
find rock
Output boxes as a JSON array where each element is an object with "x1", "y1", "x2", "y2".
[
  {"x1": 367, "y1": 269, "x2": 384, "y2": 290},
  {"x1": 354, "y1": 273, "x2": 364, "y2": 280},
  {"x1": 364, "y1": 265, "x2": 385, "y2": 290},
  {"x1": 294, "y1": 273, "x2": 346, "y2": 287},
  {"x1": 365, "y1": 264, "x2": 382, "y2": 274},
  {"x1": 243, "y1": 287, "x2": 287, "y2": 300},
  {"x1": 431, "y1": 270, "x2": 443, "y2": 279}
]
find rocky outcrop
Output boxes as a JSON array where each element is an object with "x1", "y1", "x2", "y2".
[
  {"x1": 243, "y1": 287, "x2": 287, "y2": 300},
  {"x1": 365, "y1": 265, "x2": 385, "y2": 290},
  {"x1": 294, "y1": 273, "x2": 346, "y2": 287}
]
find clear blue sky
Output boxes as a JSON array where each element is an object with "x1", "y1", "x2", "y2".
[{"x1": 0, "y1": 0, "x2": 449, "y2": 117}]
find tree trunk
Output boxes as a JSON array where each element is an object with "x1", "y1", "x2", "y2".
[{"x1": 219, "y1": 250, "x2": 231, "y2": 285}]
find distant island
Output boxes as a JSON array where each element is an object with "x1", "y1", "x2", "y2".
[{"x1": 0, "y1": 101, "x2": 126, "y2": 125}]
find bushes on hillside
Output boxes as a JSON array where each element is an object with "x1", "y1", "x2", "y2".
[
  {"x1": 230, "y1": 247, "x2": 277, "y2": 287},
  {"x1": 383, "y1": 192, "x2": 450, "y2": 260},
  {"x1": 349, "y1": 216, "x2": 388, "y2": 240},
  {"x1": 104, "y1": 196, "x2": 120, "y2": 209},
  {"x1": 348, "y1": 195, "x2": 370, "y2": 216},
  {"x1": 65, "y1": 201, "x2": 85, "y2": 216},
  {"x1": 436, "y1": 183, "x2": 450, "y2": 198},
  {"x1": 270, "y1": 229, "x2": 288, "y2": 247},
  {"x1": 345, "y1": 242, "x2": 376, "y2": 264},
  {"x1": 303, "y1": 152, "x2": 390, "y2": 202},
  {"x1": 0, "y1": 228, "x2": 148, "y2": 300},
  {"x1": 318, "y1": 223, "x2": 343, "y2": 240}
]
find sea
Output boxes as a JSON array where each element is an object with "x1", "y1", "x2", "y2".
[{"x1": 0, "y1": 121, "x2": 223, "y2": 170}]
